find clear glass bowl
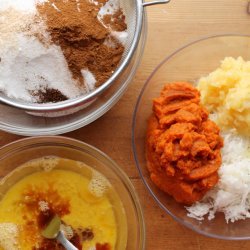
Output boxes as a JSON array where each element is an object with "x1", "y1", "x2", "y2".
[
  {"x1": 0, "y1": 17, "x2": 147, "y2": 136},
  {"x1": 0, "y1": 136, "x2": 145, "y2": 249},
  {"x1": 132, "y1": 34, "x2": 250, "y2": 240}
]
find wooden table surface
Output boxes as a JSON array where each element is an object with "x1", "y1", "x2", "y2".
[{"x1": 1, "y1": 0, "x2": 250, "y2": 249}]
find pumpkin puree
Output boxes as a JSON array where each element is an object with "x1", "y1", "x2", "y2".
[{"x1": 146, "y1": 82, "x2": 223, "y2": 205}]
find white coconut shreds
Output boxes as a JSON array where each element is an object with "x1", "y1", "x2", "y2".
[{"x1": 186, "y1": 131, "x2": 250, "y2": 223}]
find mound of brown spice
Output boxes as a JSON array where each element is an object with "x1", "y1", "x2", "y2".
[{"x1": 37, "y1": 0, "x2": 127, "y2": 89}]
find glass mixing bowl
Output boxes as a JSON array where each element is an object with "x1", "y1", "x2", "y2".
[
  {"x1": 0, "y1": 136, "x2": 145, "y2": 249},
  {"x1": 132, "y1": 34, "x2": 250, "y2": 240}
]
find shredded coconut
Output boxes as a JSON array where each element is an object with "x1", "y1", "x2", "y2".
[{"x1": 186, "y1": 131, "x2": 250, "y2": 223}]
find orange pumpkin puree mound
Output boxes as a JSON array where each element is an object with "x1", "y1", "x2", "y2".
[{"x1": 146, "y1": 82, "x2": 223, "y2": 205}]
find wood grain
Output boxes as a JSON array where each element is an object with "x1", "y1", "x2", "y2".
[{"x1": 1, "y1": 0, "x2": 250, "y2": 249}]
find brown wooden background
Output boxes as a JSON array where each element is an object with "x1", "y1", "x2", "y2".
[{"x1": 1, "y1": 0, "x2": 250, "y2": 249}]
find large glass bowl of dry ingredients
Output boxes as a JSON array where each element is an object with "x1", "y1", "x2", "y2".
[
  {"x1": 132, "y1": 34, "x2": 250, "y2": 240},
  {"x1": 0, "y1": 136, "x2": 145, "y2": 249},
  {"x1": 0, "y1": 0, "x2": 171, "y2": 136}
]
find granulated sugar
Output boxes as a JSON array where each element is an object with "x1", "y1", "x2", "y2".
[
  {"x1": 81, "y1": 69, "x2": 97, "y2": 92},
  {"x1": 111, "y1": 31, "x2": 128, "y2": 46},
  {"x1": 0, "y1": 33, "x2": 85, "y2": 102},
  {"x1": 0, "y1": 0, "x2": 128, "y2": 104}
]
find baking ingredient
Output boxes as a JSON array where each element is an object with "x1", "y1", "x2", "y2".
[
  {"x1": 186, "y1": 131, "x2": 250, "y2": 223},
  {"x1": 146, "y1": 82, "x2": 223, "y2": 205},
  {"x1": 0, "y1": 157, "x2": 127, "y2": 250},
  {"x1": 0, "y1": 4, "x2": 84, "y2": 103},
  {"x1": 197, "y1": 57, "x2": 250, "y2": 136},
  {"x1": 32, "y1": 88, "x2": 68, "y2": 103},
  {"x1": 37, "y1": 0, "x2": 126, "y2": 87},
  {"x1": 0, "y1": 0, "x2": 128, "y2": 103}
]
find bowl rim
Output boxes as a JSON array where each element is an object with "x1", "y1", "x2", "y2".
[
  {"x1": 0, "y1": 136, "x2": 146, "y2": 249},
  {"x1": 0, "y1": 0, "x2": 144, "y2": 112},
  {"x1": 132, "y1": 33, "x2": 250, "y2": 240}
]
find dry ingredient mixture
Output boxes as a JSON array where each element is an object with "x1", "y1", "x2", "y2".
[
  {"x1": 146, "y1": 82, "x2": 223, "y2": 205},
  {"x1": 0, "y1": 0, "x2": 127, "y2": 103}
]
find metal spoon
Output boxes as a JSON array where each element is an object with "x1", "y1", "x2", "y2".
[{"x1": 42, "y1": 215, "x2": 78, "y2": 250}]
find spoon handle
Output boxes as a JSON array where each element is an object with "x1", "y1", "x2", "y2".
[{"x1": 57, "y1": 231, "x2": 78, "y2": 250}]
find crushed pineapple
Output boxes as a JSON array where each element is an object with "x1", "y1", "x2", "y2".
[{"x1": 197, "y1": 56, "x2": 250, "y2": 135}]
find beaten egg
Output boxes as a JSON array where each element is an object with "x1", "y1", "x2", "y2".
[{"x1": 0, "y1": 157, "x2": 127, "y2": 250}]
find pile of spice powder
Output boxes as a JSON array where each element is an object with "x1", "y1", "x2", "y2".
[{"x1": 0, "y1": 0, "x2": 127, "y2": 103}]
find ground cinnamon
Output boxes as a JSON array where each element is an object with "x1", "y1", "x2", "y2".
[
  {"x1": 34, "y1": 88, "x2": 68, "y2": 103},
  {"x1": 103, "y1": 9, "x2": 127, "y2": 32},
  {"x1": 37, "y1": 0, "x2": 127, "y2": 90}
]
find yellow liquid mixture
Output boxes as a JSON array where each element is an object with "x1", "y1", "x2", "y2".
[{"x1": 0, "y1": 157, "x2": 127, "y2": 250}]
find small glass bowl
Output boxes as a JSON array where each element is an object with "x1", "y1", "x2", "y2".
[
  {"x1": 0, "y1": 136, "x2": 145, "y2": 249},
  {"x1": 132, "y1": 34, "x2": 250, "y2": 240}
]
